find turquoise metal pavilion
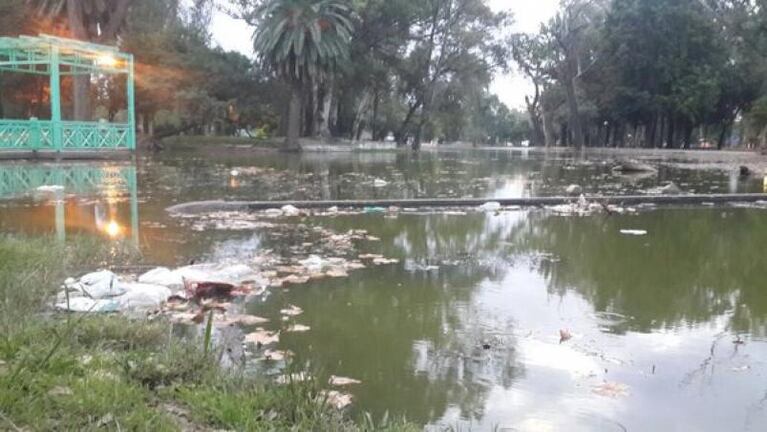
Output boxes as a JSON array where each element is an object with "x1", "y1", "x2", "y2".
[{"x1": 0, "y1": 34, "x2": 135, "y2": 154}]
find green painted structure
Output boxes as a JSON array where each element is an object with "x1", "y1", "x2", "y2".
[{"x1": 0, "y1": 34, "x2": 135, "y2": 153}]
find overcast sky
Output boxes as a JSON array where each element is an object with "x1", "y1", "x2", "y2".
[{"x1": 210, "y1": 0, "x2": 560, "y2": 109}]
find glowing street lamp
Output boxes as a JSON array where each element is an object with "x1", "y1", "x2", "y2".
[
  {"x1": 96, "y1": 54, "x2": 118, "y2": 68},
  {"x1": 104, "y1": 220, "x2": 123, "y2": 238}
]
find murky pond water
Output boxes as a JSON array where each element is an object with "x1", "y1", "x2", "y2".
[{"x1": 2, "y1": 148, "x2": 767, "y2": 430}]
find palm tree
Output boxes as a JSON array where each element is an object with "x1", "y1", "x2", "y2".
[{"x1": 253, "y1": 0, "x2": 354, "y2": 151}]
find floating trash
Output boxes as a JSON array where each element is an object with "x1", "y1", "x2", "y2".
[
  {"x1": 286, "y1": 324, "x2": 311, "y2": 333},
  {"x1": 329, "y1": 375, "x2": 362, "y2": 386},
  {"x1": 280, "y1": 304, "x2": 304, "y2": 317},
  {"x1": 244, "y1": 329, "x2": 280, "y2": 346},
  {"x1": 620, "y1": 229, "x2": 647, "y2": 236},
  {"x1": 592, "y1": 381, "x2": 630, "y2": 398}
]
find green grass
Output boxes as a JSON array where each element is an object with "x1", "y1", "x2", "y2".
[{"x1": 0, "y1": 235, "x2": 419, "y2": 431}]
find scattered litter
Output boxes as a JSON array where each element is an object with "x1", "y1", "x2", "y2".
[
  {"x1": 36, "y1": 185, "x2": 65, "y2": 193},
  {"x1": 78, "y1": 270, "x2": 125, "y2": 299},
  {"x1": 116, "y1": 284, "x2": 172, "y2": 310},
  {"x1": 280, "y1": 304, "x2": 304, "y2": 316},
  {"x1": 592, "y1": 381, "x2": 630, "y2": 398},
  {"x1": 373, "y1": 179, "x2": 388, "y2": 187},
  {"x1": 559, "y1": 329, "x2": 572, "y2": 343},
  {"x1": 275, "y1": 372, "x2": 308, "y2": 384},
  {"x1": 221, "y1": 314, "x2": 269, "y2": 326},
  {"x1": 185, "y1": 280, "x2": 237, "y2": 300},
  {"x1": 287, "y1": 324, "x2": 311, "y2": 332},
  {"x1": 138, "y1": 267, "x2": 185, "y2": 290},
  {"x1": 620, "y1": 229, "x2": 647, "y2": 236},
  {"x1": 329, "y1": 375, "x2": 362, "y2": 386},
  {"x1": 732, "y1": 365, "x2": 750, "y2": 372},
  {"x1": 263, "y1": 349, "x2": 290, "y2": 361},
  {"x1": 322, "y1": 390, "x2": 354, "y2": 409},
  {"x1": 244, "y1": 329, "x2": 280, "y2": 346}
]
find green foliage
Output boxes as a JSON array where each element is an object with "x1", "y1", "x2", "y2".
[
  {"x1": 253, "y1": 0, "x2": 356, "y2": 84},
  {"x1": 511, "y1": 0, "x2": 767, "y2": 148}
]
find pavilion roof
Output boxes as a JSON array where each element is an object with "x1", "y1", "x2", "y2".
[{"x1": 0, "y1": 34, "x2": 132, "y2": 76}]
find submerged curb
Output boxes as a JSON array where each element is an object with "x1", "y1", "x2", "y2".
[{"x1": 166, "y1": 193, "x2": 767, "y2": 215}]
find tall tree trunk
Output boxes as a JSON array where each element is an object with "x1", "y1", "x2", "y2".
[
  {"x1": 542, "y1": 105, "x2": 554, "y2": 147},
  {"x1": 285, "y1": 84, "x2": 303, "y2": 152},
  {"x1": 317, "y1": 78, "x2": 334, "y2": 138},
  {"x1": 371, "y1": 89, "x2": 379, "y2": 141},
  {"x1": 351, "y1": 90, "x2": 371, "y2": 142},
  {"x1": 563, "y1": 75, "x2": 584, "y2": 148},
  {"x1": 525, "y1": 89, "x2": 544, "y2": 146}
]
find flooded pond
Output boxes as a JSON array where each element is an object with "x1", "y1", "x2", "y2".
[{"x1": 2, "y1": 148, "x2": 767, "y2": 431}]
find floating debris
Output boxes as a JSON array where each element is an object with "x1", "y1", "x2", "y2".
[
  {"x1": 287, "y1": 324, "x2": 311, "y2": 333},
  {"x1": 221, "y1": 314, "x2": 269, "y2": 326},
  {"x1": 244, "y1": 329, "x2": 280, "y2": 346},
  {"x1": 592, "y1": 381, "x2": 630, "y2": 398},
  {"x1": 280, "y1": 304, "x2": 304, "y2": 317},
  {"x1": 620, "y1": 229, "x2": 648, "y2": 236},
  {"x1": 329, "y1": 375, "x2": 362, "y2": 386},
  {"x1": 263, "y1": 349, "x2": 291, "y2": 361},
  {"x1": 275, "y1": 372, "x2": 309, "y2": 384},
  {"x1": 322, "y1": 390, "x2": 354, "y2": 409}
]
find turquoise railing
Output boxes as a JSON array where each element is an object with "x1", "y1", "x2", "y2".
[
  {"x1": 0, "y1": 119, "x2": 132, "y2": 151},
  {"x1": 0, "y1": 119, "x2": 55, "y2": 149}
]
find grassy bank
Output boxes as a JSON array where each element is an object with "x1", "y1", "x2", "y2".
[{"x1": 0, "y1": 236, "x2": 418, "y2": 431}]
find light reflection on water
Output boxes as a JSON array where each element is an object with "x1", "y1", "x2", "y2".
[{"x1": 2, "y1": 149, "x2": 767, "y2": 430}]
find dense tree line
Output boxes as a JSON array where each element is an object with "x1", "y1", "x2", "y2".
[
  {"x1": 5, "y1": 0, "x2": 767, "y2": 150},
  {"x1": 513, "y1": 0, "x2": 767, "y2": 149},
  {"x1": 1, "y1": 0, "x2": 528, "y2": 150}
]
